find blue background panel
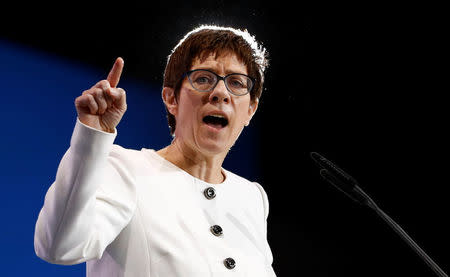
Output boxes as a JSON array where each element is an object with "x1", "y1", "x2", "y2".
[{"x1": 0, "y1": 39, "x2": 260, "y2": 276}]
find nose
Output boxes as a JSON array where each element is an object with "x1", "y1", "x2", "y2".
[{"x1": 209, "y1": 79, "x2": 230, "y2": 104}]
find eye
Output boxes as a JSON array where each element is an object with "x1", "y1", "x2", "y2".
[
  {"x1": 227, "y1": 76, "x2": 247, "y2": 88},
  {"x1": 195, "y1": 76, "x2": 213, "y2": 84},
  {"x1": 191, "y1": 71, "x2": 216, "y2": 85}
]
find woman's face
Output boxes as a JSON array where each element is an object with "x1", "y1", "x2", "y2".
[{"x1": 173, "y1": 52, "x2": 258, "y2": 157}]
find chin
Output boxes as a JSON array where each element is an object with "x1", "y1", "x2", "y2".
[
  {"x1": 192, "y1": 126, "x2": 242, "y2": 156},
  {"x1": 198, "y1": 140, "x2": 230, "y2": 156},
  {"x1": 195, "y1": 134, "x2": 234, "y2": 156}
]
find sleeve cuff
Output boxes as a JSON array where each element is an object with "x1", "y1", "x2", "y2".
[{"x1": 70, "y1": 118, "x2": 118, "y2": 155}]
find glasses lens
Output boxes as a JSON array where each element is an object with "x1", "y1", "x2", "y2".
[
  {"x1": 225, "y1": 74, "x2": 253, "y2": 95},
  {"x1": 188, "y1": 70, "x2": 217, "y2": 91}
]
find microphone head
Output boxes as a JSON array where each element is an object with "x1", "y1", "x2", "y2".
[
  {"x1": 310, "y1": 152, "x2": 372, "y2": 206},
  {"x1": 320, "y1": 169, "x2": 368, "y2": 205},
  {"x1": 310, "y1": 152, "x2": 359, "y2": 187}
]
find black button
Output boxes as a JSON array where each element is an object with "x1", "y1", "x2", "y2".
[
  {"x1": 203, "y1": 187, "x2": 216, "y2": 199},
  {"x1": 210, "y1": 225, "x2": 223, "y2": 236},
  {"x1": 224, "y1": 257, "x2": 236, "y2": 269}
]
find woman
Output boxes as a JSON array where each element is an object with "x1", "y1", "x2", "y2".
[{"x1": 34, "y1": 25, "x2": 276, "y2": 276}]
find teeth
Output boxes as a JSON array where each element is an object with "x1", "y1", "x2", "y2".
[{"x1": 210, "y1": 115, "x2": 225, "y2": 118}]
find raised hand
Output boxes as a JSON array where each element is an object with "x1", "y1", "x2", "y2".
[{"x1": 75, "y1": 57, "x2": 127, "y2": 133}]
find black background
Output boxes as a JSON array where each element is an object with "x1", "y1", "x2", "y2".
[{"x1": 2, "y1": 2, "x2": 448, "y2": 276}]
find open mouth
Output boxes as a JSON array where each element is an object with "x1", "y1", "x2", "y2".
[{"x1": 203, "y1": 115, "x2": 229, "y2": 128}]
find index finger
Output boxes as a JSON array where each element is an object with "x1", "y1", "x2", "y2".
[{"x1": 107, "y1": 57, "x2": 124, "y2": 88}]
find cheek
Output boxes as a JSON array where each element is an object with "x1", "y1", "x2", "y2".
[
  {"x1": 177, "y1": 90, "x2": 203, "y2": 125},
  {"x1": 228, "y1": 109, "x2": 248, "y2": 145},
  {"x1": 234, "y1": 100, "x2": 252, "y2": 124}
]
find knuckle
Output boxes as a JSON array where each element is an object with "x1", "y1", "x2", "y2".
[
  {"x1": 98, "y1": 80, "x2": 110, "y2": 89},
  {"x1": 75, "y1": 95, "x2": 87, "y2": 105},
  {"x1": 87, "y1": 94, "x2": 97, "y2": 105},
  {"x1": 93, "y1": 88, "x2": 104, "y2": 97}
]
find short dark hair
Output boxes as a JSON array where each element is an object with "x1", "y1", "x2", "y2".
[{"x1": 163, "y1": 25, "x2": 269, "y2": 136}]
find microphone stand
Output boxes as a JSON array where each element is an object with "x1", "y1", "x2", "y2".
[
  {"x1": 311, "y1": 152, "x2": 448, "y2": 277},
  {"x1": 355, "y1": 185, "x2": 448, "y2": 277}
]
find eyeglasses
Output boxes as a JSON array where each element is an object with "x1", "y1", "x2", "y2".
[{"x1": 184, "y1": 69, "x2": 255, "y2": 96}]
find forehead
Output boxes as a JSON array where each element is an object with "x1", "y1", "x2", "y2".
[{"x1": 190, "y1": 51, "x2": 248, "y2": 75}]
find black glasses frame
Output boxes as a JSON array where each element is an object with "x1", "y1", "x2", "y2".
[{"x1": 183, "y1": 69, "x2": 255, "y2": 96}]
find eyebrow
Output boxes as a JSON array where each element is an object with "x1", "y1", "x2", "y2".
[{"x1": 192, "y1": 67, "x2": 248, "y2": 76}]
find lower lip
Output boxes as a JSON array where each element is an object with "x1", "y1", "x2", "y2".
[{"x1": 203, "y1": 122, "x2": 227, "y2": 132}]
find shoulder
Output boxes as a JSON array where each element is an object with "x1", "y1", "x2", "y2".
[
  {"x1": 110, "y1": 144, "x2": 141, "y2": 157},
  {"x1": 109, "y1": 144, "x2": 142, "y2": 161},
  {"x1": 224, "y1": 169, "x2": 256, "y2": 190},
  {"x1": 108, "y1": 146, "x2": 171, "y2": 176},
  {"x1": 224, "y1": 169, "x2": 270, "y2": 219},
  {"x1": 106, "y1": 145, "x2": 153, "y2": 173}
]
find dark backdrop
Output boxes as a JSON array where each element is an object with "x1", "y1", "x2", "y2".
[{"x1": 1, "y1": 2, "x2": 448, "y2": 276}]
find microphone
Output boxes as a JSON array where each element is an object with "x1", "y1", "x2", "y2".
[
  {"x1": 310, "y1": 152, "x2": 372, "y2": 207},
  {"x1": 310, "y1": 152, "x2": 448, "y2": 277}
]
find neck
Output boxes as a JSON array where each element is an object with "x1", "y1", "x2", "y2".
[{"x1": 157, "y1": 138, "x2": 227, "y2": 184}]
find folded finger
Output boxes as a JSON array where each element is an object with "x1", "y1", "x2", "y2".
[{"x1": 92, "y1": 89, "x2": 108, "y2": 114}]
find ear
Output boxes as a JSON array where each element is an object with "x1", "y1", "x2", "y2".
[
  {"x1": 245, "y1": 98, "x2": 259, "y2": 126},
  {"x1": 162, "y1": 87, "x2": 178, "y2": 116}
]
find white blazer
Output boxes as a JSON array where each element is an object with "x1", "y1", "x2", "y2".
[{"x1": 34, "y1": 119, "x2": 277, "y2": 277}]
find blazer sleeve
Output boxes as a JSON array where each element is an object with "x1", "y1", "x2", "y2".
[
  {"x1": 34, "y1": 118, "x2": 137, "y2": 265},
  {"x1": 254, "y1": 182, "x2": 269, "y2": 237},
  {"x1": 253, "y1": 182, "x2": 274, "y2": 266}
]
